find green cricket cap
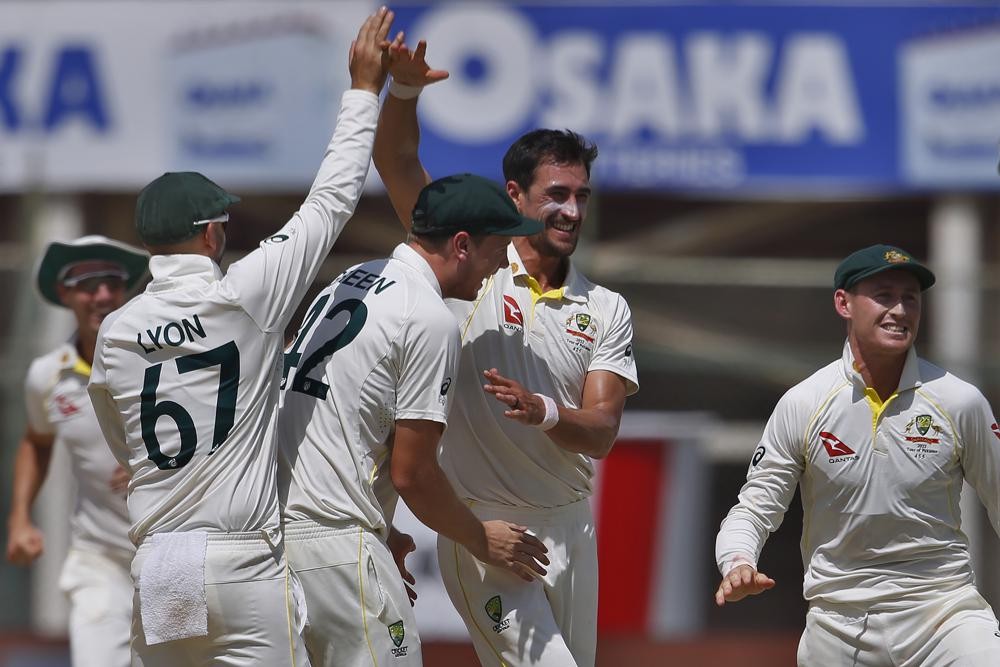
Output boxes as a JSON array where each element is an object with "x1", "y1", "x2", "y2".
[
  {"x1": 36, "y1": 235, "x2": 150, "y2": 307},
  {"x1": 834, "y1": 244, "x2": 936, "y2": 291},
  {"x1": 135, "y1": 172, "x2": 240, "y2": 245},
  {"x1": 411, "y1": 173, "x2": 543, "y2": 237}
]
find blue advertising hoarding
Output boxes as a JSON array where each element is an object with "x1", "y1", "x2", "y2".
[{"x1": 389, "y1": 3, "x2": 1000, "y2": 193}]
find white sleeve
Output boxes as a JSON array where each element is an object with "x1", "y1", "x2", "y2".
[
  {"x1": 223, "y1": 90, "x2": 379, "y2": 333},
  {"x1": 395, "y1": 311, "x2": 461, "y2": 425},
  {"x1": 590, "y1": 294, "x2": 638, "y2": 395},
  {"x1": 24, "y1": 358, "x2": 54, "y2": 436},
  {"x1": 715, "y1": 389, "x2": 806, "y2": 575},
  {"x1": 87, "y1": 332, "x2": 132, "y2": 471},
  {"x1": 956, "y1": 387, "x2": 1000, "y2": 540}
]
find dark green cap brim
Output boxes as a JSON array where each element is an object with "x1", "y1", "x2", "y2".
[
  {"x1": 834, "y1": 244, "x2": 936, "y2": 291},
  {"x1": 412, "y1": 173, "x2": 543, "y2": 237},
  {"x1": 36, "y1": 235, "x2": 150, "y2": 307}
]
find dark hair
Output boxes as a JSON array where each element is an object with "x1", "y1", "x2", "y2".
[{"x1": 502, "y1": 129, "x2": 598, "y2": 190}]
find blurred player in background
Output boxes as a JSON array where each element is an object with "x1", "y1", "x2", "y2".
[
  {"x1": 716, "y1": 244, "x2": 1000, "y2": 666},
  {"x1": 373, "y1": 40, "x2": 638, "y2": 667},
  {"x1": 86, "y1": 8, "x2": 395, "y2": 666},
  {"x1": 278, "y1": 173, "x2": 548, "y2": 666},
  {"x1": 6, "y1": 235, "x2": 148, "y2": 667}
]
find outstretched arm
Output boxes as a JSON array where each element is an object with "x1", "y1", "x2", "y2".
[
  {"x1": 391, "y1": 419, "x2": 549, "y2": 581},
  {"x1": 373, "y1": 40, "x2": 449, "y2": 229}
]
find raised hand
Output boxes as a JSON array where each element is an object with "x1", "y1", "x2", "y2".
[
  {"x1": 483, "y1": 368, "x2": 545, "y2": 426},
  {"x1": 388, "y1": 39, "x2": 450, "y2": 88},
  {"x1": 714, "y1": 564, "x2": 776, "y2": 606},
  {"x1": 349, "y1": 6, "x2": 397, "y2": 94},
  {"x1": 479, "y1": 520, "x2": 549, "y2": 582}
]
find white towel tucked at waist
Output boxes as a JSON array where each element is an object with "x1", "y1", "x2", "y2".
[{"x1": 139, "y1": 531, "x2": 208, "y2": 645}]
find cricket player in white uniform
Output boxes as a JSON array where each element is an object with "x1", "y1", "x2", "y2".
[
  {"x1": 86, "y1": 10, "x2": 395, "y2": 666},
  {"x1": 7, "y1": 236, "x2": 148, "y2": 667},
  {"x1": 372, "y1": 43, "x2": 639, "y2": 667},
  {"x1": 279, "y1": 173, "x2": 549, "y2": 667},
  {"x1": 715, "y1": 244, "x2": 1000, "y2": 666}
]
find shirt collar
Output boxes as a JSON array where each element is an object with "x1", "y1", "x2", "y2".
[
  {"x1": 392, "y1": 243, "x2": 442, "y2": 297},
  {"x1": 506, "y1": 243, "x2": 588, "y2": 303},
  {"x1": 55, "y1": 339, "x2": 91, "y2": 377},
  {"x1": 840, "y1": 339, "x2": 922, "y2": 393},
  {"x1": 147, "y1": 254, "x2": 223, "y2": 293}
]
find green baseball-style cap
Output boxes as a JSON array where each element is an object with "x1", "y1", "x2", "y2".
[
  {"x1": 36, "y1": 235, "x2": 150, "y2": 307},
  {"x1": 834, "y1": 244, "x2": 936, "y2": 291},
  {"x1": 135, "y1": 172, "x2": 240, "y2": 245},
  {"x1": 411, "y1": 173, "x2": 543, "y2": 237}
]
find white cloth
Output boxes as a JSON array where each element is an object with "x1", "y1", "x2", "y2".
[
  {"x1": 131, "y1": 531, "x2": 309, "y2": 667},
  {"x1": 87, "y1": 89, "x2": 378, "y2": 545},
  {"x1": 25, "y1": 342, "x2": 132, "y2": 559},
  {"x1": 139, "y1": 531, "x2": 208, "y2": 645},
  {"x1": 442, "y1": 243, "x2": 638, "y2": 509},
  {"x1": 437, "y1": 499, "x2": 597, "y2": 667},
  {"x1": 716, "y1": 341, "x2": 1000, "y2": 610},
  {"x1": 284, "y1": 520, "x2": 422, "y2": 666},
  {"x1": 279, "y1": 243, "x2": 460, "y2": 535}
]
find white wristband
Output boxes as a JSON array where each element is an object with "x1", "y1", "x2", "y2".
[
  {"x1": 388, "y1": 79, "x2": 423, "y2": 100},
  {"x1": 534, "y1": 394, "x2": 559, "y2": 431}
]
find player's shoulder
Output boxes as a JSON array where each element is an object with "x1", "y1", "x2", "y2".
[
  {"x1": 916, "y1": 357, "x2": 988, "y2": 411},
  {"x1": 25, "y1": 343, "x2": 73, "y2": 388},
  {"x1": 567, "y1": 265, "x2": 632, "y2": 319},
  {"x1": 777, "y1": 358, "x2": 847, "y2": 412}
]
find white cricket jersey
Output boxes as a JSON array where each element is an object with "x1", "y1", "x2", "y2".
[
  {"x1": 88, "y1": 90, "x2": 378, "y2": 545},
  {"x1": 716, "y1": 341, "x2": 1000, "y2": 608},
  {"x1": 25, "y1": 342, "x2": 132, "y2": 560},
  {"x1": 441, "y1": 243, "x2": 639, "y2": 509},
  {"x1": 279, "y1": 243, "x2": 460, "y2": 534}
]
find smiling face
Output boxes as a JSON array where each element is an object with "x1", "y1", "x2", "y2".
[
  {"x1": 835, "y1": 269, "x2": 922, "y2": 359},
  {"x1": 56, "y1": 261, "x2": 129, "y2": 338},
  {"x1": 509, "y1": 161, "x2": 591, "y2": 259}
]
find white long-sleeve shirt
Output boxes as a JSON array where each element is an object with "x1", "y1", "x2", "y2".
[
  {"x1": 717, "y1": 341, "x2": 1000, "y2": 608},
  {"x1": 88, "y1": 90, "x2": 377, "y2": 545}
]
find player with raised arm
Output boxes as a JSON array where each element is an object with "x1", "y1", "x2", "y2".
[
  {"x1": 716, "y1": 245, "x2": 1000, "y2": 666},
  {"x1": 7, "y1": 236, "x2": 148, "y2": 667},
  {"x1": 86, "y1": 9, "x2": 396, "y2": 665},
  {"x1": 279, "y1": 173, "x2": 549, "y2": 666},
  {"x1": 372, "y1": 39, "x2": 638, "y2": 667}
]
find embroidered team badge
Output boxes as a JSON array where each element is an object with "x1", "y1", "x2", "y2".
[
  {"x1": 564, "y1": 312, "x2": 597, "y2": 353},
  {"x1": 388, "y1": 620, "x2": 408, "y2": 656},
  {"x1": 904, "y1": 414, "x2": 943, "y2": 444},
  {"x1": 485, "y1": 595, "x2": 510, "y2": 633},
  {"x1": 884, "y1": 250, "x2": 910, "y2": 264}
]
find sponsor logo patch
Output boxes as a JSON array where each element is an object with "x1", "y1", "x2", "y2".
[
  {"x1": 485, "y1": 595, "x2": 510, "y2": 633},
  {"x1": 751, "y1": 445, "x2": 766, "y2": 467},
  {"x1": 818, "y1": 431, "x2": 859, "y2": 463},
  {"x1": 53, "y1": 393, "x2": 81, "y2": 418},
  {"x1": 991, "y1": 423, "x2": 1000, "y2": 441},
  {"x1": 502, "y1": 295, "x2": 524, "y2": 331}
]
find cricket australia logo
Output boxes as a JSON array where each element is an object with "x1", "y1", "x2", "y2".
[
  {"x1": 564, "y1": 311, "x2": 597, "y2": 353},
  {"x1": 819, "y1": 431, "x2": 858, "y2": 463},
  {"x1": 904, "y1": 414, "x2": 943, "y2": 444},
  {"x1": 884, "y1": 250, "x2": 910, "y2": 264},
  {"x1": 388, "y1": 621, "x2": 408, "y2": 657},
  {"x1": 485, "y1": 595, "x2": 509, "y2": 633}
]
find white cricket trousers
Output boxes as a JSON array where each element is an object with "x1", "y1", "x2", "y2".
[
  {"x1": 59, "y1": 547, "x2": 133, "y2": 667},
  {"x1": 130, "y1": 530, "x2": 310, "y2": 667},
  {"x1": 284, "y1": 519, "x2": 423, "y2": 667},
  {"x1": 798, "y1": 585, "x2": 1000, "y2": 666},
  {"x1": 438, "y1": 498, "x2": 597, "y2": 667}
]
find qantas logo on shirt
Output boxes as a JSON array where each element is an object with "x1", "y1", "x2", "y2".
[
  {"x1": 991, "y1": 423, "x2": 1000, "y2": 441},
  {"x1": 53, "y1": 393, "x2": 81, "y2": 418},
  {"x1": 502, "y1": 295, "x2": 524, "y2": 330},
  {"x1": 819, "y1": 431, "x2": 858, "y2": 462}
]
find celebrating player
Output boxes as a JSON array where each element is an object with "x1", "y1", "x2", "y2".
[
  {"x1": 6, "y1": 235, "x2": 148, "y2": 667},
  {"x1": 715, "y1": 245, "x2": 1000, "y2": 666},
  {"x1": 86, "y1": 8, "x2": 396, "y2": 665},
  {"x1": 278, "y1": 173, "x2": 549, "y2": 666},
  {"x1": 372, "y1": 41, "x2": 638, "y2": 667}
]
